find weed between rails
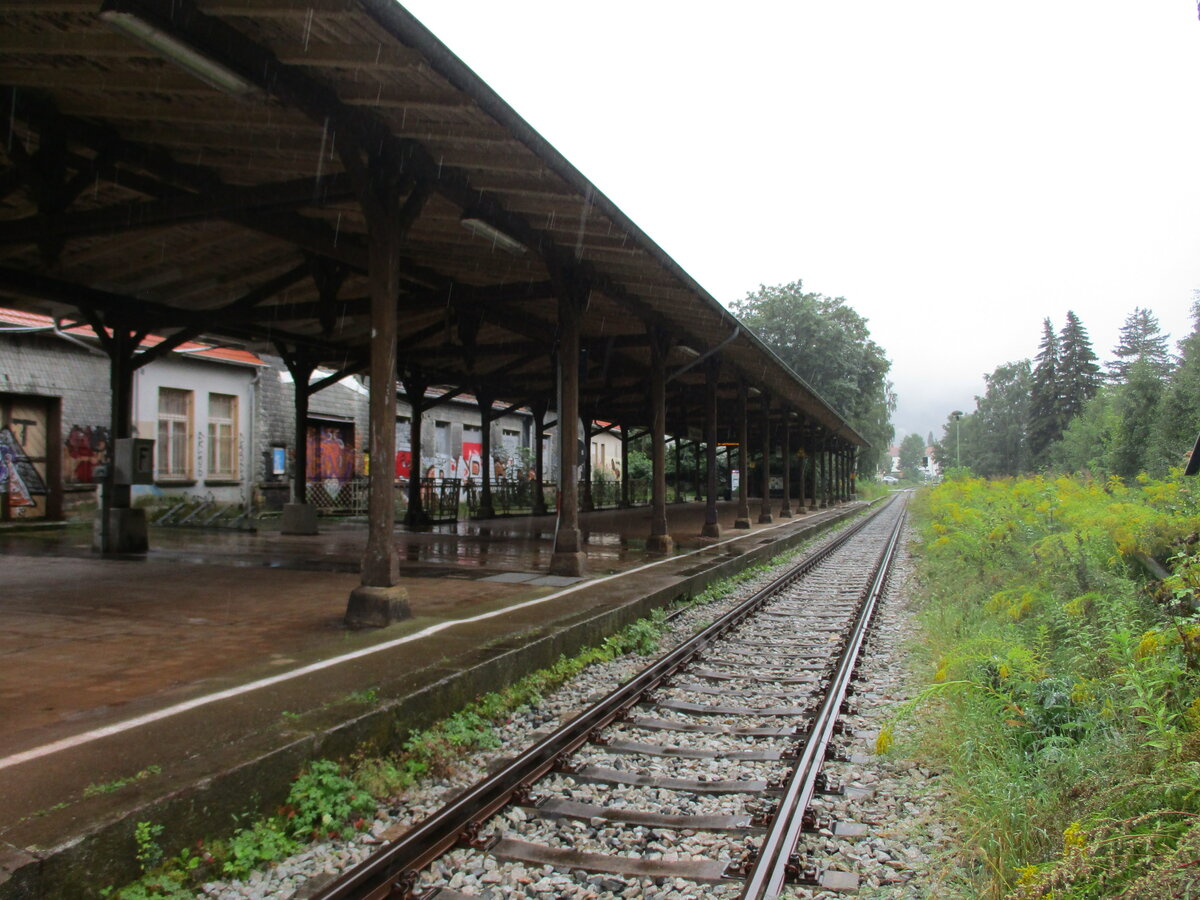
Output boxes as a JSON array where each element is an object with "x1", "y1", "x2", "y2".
[{"x1": 890, "y1": 472, "x2": 1200, "y2": 898}]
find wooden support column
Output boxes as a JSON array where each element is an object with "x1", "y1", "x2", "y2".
[
  {"x1": 822, "y1": 446, "x2": 832, "y2": 507},
  {"x1": 734, "y1": 380, "x2": 751, "y2": 529},
  {"x1": 344, "y1": 160, "x2": 411, "y2": 628},
  {"x1": 669, "y1": 436, "x2": 678, "y2": 503},
  {"x1": 94, "y1": 321, "x2": 148, "y2": 554},
  {"x1": 277, "y1": 347, "x2": 319, "y2": 535},
  {"x1": 701, "y1": 358, "x2": 721, "y2": 538},
  {"x1": 758, "y1": 394, "x2": 773, "y2": 524},
  {"x1": 531, "y1": 397, "x2": 548, "y2": 516},
  {"x1": 476, "y1": 387, "x2": 496, "y2": 519},
  {"x1": 401, "y1": 372, "x2": 428, "y2": 527},
  {"x1": 693, "y1": 439, "x2": 702, "y2": 502},
  {"x1": 581, "y1": 414, "x2": 594, "y2": 512},
  {"x1": 779, "y1": 419, "x2": 793, "y2": 519},
  {"x1": 647, "y1": 327, "x2": 673, "y2": 554},
  {"x1": 619, "y1": 426, "x2": 630, "y2": 508},
  {"x1": 550, "y1": 290, "x2": 586, "y2": 576}
]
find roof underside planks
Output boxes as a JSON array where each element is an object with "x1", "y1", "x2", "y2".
[{"x1": 0, "y1": 0, "x2": 865, "y2": 448}]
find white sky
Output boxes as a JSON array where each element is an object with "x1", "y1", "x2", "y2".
[{"x1": 401, "y1": 0, "x2": 1200, "y2": 442}]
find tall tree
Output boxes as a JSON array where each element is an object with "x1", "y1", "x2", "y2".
[
  {"x1": 1108, "y1": 307, "x2": 1173, "y2": 382},
  {"x1": 973, "y1": 360, "x2": 1032, "y2": 477},
  {"x1": 731, "y1": 281, "x2": 895, "y2": 475},
  {"x1": 1028, "y1": 318, "x2": 1061, "y2": 467},
  {"x1": 898, "y1": 432, "x2": 926, "y2": 479},
  {"x1": 1057, "y1": 311, "x2": 1102, "y2": 424},
  {"x1": 1109, "y1": 358, "x2": 1165, "y2": 478},
  {"x1": 1149, "y1": 295, "x2": 1200, "y2": 474}
]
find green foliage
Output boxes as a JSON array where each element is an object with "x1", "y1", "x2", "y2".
[
  {"x1": 284, "y1": 759, "x2": 374, "y2": 840},
  {"x1": 134, "y1": 821, "x2": 164, "y2": 873},
  {"x1": 904, "y1": 474, "x2": 1200, "y2": 897},
  {"x1": 730, "y1": 280, "x2": 894, "y2": 475},
  {"x1": 897, "y1": 432, "x2": 926, "y2": 479},
  {"x1": 83, "y1": 765, "x2": 162, "y2": 798},
  {"x1": 221, "y1": 820, "x2": 299, "y2": 879}
]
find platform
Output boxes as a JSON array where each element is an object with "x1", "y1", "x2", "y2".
[{"x1": 0, "y1": 499, "x2": 858, "y2": 898}]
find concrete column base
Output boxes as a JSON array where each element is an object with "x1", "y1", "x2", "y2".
[
  {"x1": 700, "y1": 522, "x2": 721, "y2": 538},
  {"x1": 475, "y1": 505, "x2": 496, "y2": 520},
  {"x1": 280, "y1": 503, "x2": 318, "y2": 535},
  {"x1": 646, "y1": 533, "x2": 674, "y2": 554},
  {"x1": 549, "y1": 551, "x2": 587, "y2": 577},
  {"x1": 92, "y1": 507, "x2": 148, "y2": 553},
  {"x1": 778, "y1": 507, "x2": 793, "y2": 519},
  {"x1": 733, "y1": 517, "x2": 751, "y2": 529},
  {"x1": 344, "y1": 584, "x2": 410, "y2": 629},
  {"x1": 758, "y1": 513, "x2": 773, "y2": 524}
]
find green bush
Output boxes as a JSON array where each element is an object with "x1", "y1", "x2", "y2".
[{"x1": 900, "y1": 472, "x2": 1200, "y2": 898}]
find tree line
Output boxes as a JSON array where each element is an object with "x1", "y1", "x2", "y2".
[{"x1": 937, "y1": 301, "x2": 1200, "y2": 479}]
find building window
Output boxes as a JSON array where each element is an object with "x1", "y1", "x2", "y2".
[
  {"x1": 435, "y1": 420, "x2": 451, "y2": 456},
  {"x1": 207, "y1": 393, "x2": 238, "y2": 479},
  {"x1": 157, "y1": 388, "x2": 192, "y2": 479},
  {"x1": 502, "y1": 428, "x2": 520, "y2": 451}
]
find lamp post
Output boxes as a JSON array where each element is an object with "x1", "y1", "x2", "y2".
[{"x1": 951, "y1": 410, "x2": 963, "y2": 468}]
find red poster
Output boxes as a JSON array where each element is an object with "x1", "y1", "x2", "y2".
[
  {"x1": 462, "y1": 442, "x2": 482, "y2": 482},
  {"x1": 395, "y1": 450, "x2": 412, "y2": 479}
]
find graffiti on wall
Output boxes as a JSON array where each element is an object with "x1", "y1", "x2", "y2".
[
  {"x1": 0, "y1": 425, "x2": 48, "y2": 511},
  {"x1": 64, "y1": 424, "x2": 110, "y2": 483},
  {"x1": 306, "y1": 423, "x2": 355, "y2": 485}
]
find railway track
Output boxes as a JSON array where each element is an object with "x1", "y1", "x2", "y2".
[{"x1": 314, "y1": 496, "x2": 907, "y2": 900}]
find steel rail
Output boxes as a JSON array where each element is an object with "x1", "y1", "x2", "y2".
[
  {"x1": 739, "y1": 497, "x2": 907, "y2": 899},
  {"x1": 313, "y1": 501, "x2": 892, "y2": 900}
]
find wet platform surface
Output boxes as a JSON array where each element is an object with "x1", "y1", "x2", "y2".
[{"x1": 0, "y1": 498, "x2": 850, "y2": 891}]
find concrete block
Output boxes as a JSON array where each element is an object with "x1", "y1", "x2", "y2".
[
  {"x1": 280, "y1": 503, "x2": 318, "y2": 535},
  {"x1": 91, "y1": 508, "x2": 147, "y2": 553},
  {"x1": 344, "y1": 585, "x2": 411, "y2": 629}
]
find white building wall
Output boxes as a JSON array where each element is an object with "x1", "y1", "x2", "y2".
[{"x1": 131, "y1": 355, "x2": 262, "y2": 506}]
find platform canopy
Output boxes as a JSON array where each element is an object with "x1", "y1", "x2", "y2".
[{"x1": 0, "y1": 0, "x2": 865, "y2": 447}]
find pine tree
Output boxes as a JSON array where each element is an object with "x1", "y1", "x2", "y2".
[
  {"x1": 1057, "y1": 310, "x2": 1102, "y2": 424},
  {"x1": 1149, "y1": 295, "x2": 1200, "y2": 473},
  {"x1": 1108, "y1": 307, "x2": 1173, "y2": 382},
  {"x1": 1028, "y1": 317, "x2": 1061, "y2": 466}
]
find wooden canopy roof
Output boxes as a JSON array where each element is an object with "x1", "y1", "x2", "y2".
[{"x1": 0, "y1": 0, "x2": 865, "y2": 448}]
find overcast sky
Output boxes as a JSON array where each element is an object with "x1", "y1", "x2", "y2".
[{"x1": 402, "y1": 1, "x2": 1200, "y2": 442}]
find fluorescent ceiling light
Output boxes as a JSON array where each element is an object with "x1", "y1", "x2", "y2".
[
  {"x1": 461, "y1": 216, "x2": 526, "y2": 255},
  {"x1": 100, "y1": 8, "x2": 257, "y2": 96}
]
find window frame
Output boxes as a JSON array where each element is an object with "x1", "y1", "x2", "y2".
[
  {"x1": 157, "y1": 387, "x2": 194, "y2": 481},
  {"x1": 206, "y1": 392, "x2": 239, "y2": 481}
]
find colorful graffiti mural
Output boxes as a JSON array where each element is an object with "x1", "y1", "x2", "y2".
[
  {"x1": 64, "y1": 424, "x2": 110, "y2": 484},
  {"x1": 0, "y1": 425, "x2": 48, "y2": 514},
  {"x1": 306, "y1": 423, "x2": 355, "y2": 485}
]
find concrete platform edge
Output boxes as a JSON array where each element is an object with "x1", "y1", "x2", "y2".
[{"x1": 1, "y1": 506, "x2": 863, "y2": 899}]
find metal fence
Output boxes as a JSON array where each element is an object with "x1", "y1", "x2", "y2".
[
  {"x1": 307, "y1": 477, "x2": 461, "y2": 523},
  {"x1": 464, "y1": 478, "x2": 556, "y2": 518}
]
